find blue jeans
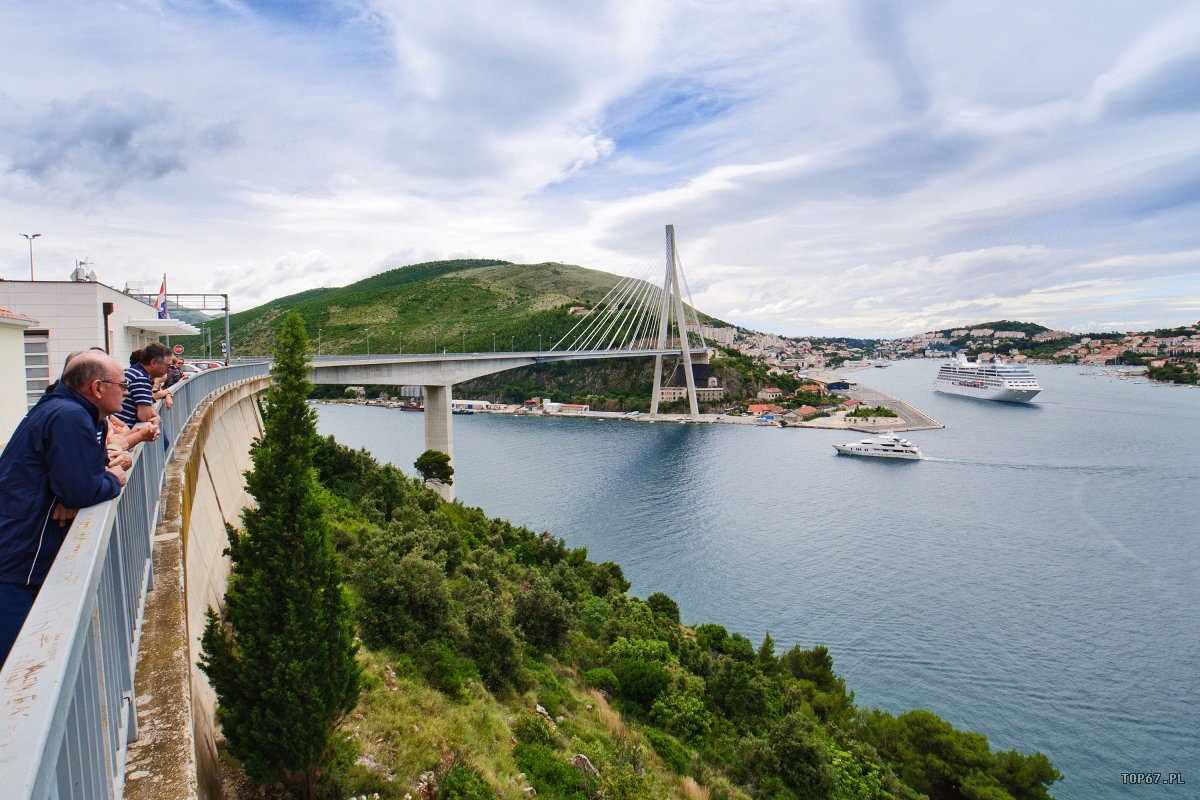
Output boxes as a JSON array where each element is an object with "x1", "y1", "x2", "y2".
[{"x1": 0, "y1": 582, "x2": 40, "y2": 669}]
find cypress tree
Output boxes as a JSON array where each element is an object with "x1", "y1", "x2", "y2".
[{"x1": 200, "y1": 311, "x2": 360, "y2": 797}]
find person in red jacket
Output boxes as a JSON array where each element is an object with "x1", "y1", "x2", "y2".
[{"x1": 0, "y1": 351, "x2": 128, "y2": 667}]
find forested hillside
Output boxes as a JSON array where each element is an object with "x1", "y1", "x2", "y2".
[{"x1": 278, "y1": 437, "x2": 1062, "y2": 800}]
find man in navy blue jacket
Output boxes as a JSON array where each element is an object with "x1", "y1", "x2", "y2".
[{"x1": 0, "y1": 351, "x2": 128, "y2": 667}]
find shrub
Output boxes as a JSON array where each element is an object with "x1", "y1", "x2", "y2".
[
  {"x1": 613, "y1": 658, "x2": 670, "y2": 710},
  {"x1": 513, "y1": 575, "x2": 572, "y2": 651},
  {"x1": 646, "y1": 592, "x2": 680, "y2": 623},
  {"x1": 694, "y1": 624, "x2": 729, "y2": 654},
  {"x1": 579, "y1": 596, "x2": 611, "y2": 638},
  {"x1": 513, "y1": 711, "x2": 558, "y2": 747},
  {"x1": 582, "y1": 667, "x2": 619, "y2": 695},
  {"x1": 590, "y1": 561, "x2": 631, "y2": 597},
  {"x1": 463, "y1": 589, "x2": 523, "y2": 690},
  {"x1": 512, "y1": 743, "x2": 588, "y2": 799},
  {"x1": 418, "y1": 640, "x2": 478, "y2": 696},
  {"x1": 651, "y1": 689, "x2": 712, "y2": 742},
  {"x1": 354, "y1": 550, "x2": 453, "y2": 649},
  {"x1": 768, "y1": 713, "x2": 836, "y2": 799},
  {"x1": 440, "y1": 762, "x2": 496, "y2": 799},
  {"x1": 642, "y1": 728, "x2": 692, "y2": 774},
  {"x1": 606, "y1": 636, "x2": 671, "y2": 664}
]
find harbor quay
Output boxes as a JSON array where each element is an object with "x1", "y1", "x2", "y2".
[{"x1": 313, "y1": 373, "x2": 944, "y2": 433}]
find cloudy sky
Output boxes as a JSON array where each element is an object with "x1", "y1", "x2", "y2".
[{"x1": 2, "y1": 1, "x2": 1198, "y2": 337}]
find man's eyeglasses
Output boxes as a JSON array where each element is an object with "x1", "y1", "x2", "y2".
[{"x1": 98, "y1": 379, "x2": 131, "y2": 391}]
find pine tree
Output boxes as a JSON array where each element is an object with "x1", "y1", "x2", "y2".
[{"x1": 200, "y1": 311, "x2": 360, "y2": 797}]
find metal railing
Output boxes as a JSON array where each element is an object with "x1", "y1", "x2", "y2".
[{"x1": 0, "y1": 363, "x2": 270, "y2": 799}]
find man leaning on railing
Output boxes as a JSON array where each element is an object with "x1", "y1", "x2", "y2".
[{"x1": 0, "y1": 351, "x2": 129, "y2": 668}]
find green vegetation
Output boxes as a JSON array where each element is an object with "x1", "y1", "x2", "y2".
[
  {"x1": 199, "y1": 312, "x2": 360, "y2": 798},
  {"x1": 847, "y1": 406, "x2": 898, "y2": 419},
  {"x1": 415, "y1": 449, "x2": 456, "y2": 486},
  {"x1": 1147, "y1": 361, "x2": 1198, "y2": 385},
  {"x1": 261, "y1": 429, "x2": 1064, "y2": 799}
]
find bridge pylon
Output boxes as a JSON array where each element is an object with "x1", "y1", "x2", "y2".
[{"x1": 649, "y1": 224, "x2": 701, "y2": 419}]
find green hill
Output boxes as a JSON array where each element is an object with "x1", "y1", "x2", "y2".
[{"x1": 179, "y1": 259, "x2": 724, "y2": 358}]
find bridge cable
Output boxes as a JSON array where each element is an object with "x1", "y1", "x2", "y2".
[
  {"x1": 551, "y1": 266, "x2": 644, "y2": 351},
  {"x1": 673, "y1": 246, "x2": 709, "y2": 350},
  {"x1": 593, "y1": 274, "x2": 649, "y2": 351},
  {"x1": 564, "y1": 253, "x2": 660, "y2": 351},
  {"x1": 618, "y1": 276, "x2": 659, "y2": 350}
]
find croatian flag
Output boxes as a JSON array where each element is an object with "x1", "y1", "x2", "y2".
[{"x1": 153, "y1": 276, "x2": 168, "y2": 319}]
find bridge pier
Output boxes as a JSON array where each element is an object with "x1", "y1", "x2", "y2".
[{"x1": 423, "y1": 384, "x2": 454, "y2": 500}]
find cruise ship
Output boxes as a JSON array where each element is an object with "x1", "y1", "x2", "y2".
[{"x1": 934, "y1": 354, "x2": 1041, "y2": 402}]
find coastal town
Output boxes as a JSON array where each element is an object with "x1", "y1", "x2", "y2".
[{"x1": 722, "y1": 320, "x2": 1200, "y2": 378}]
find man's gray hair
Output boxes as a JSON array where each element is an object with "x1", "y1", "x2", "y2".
[{"x1": 61, "y1": 351, "x2": 114, "y2": 391}]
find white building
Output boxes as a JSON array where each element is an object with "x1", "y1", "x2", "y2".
[
  {"x1": 0, "y1": 279, "x2": 199, "y2": 413},
  {"x1": 698, "y1": 325, "x2": 736, "y2": 345},
  {"x1": 1, "y1": 308, "x2": 39, "y2": 445}
]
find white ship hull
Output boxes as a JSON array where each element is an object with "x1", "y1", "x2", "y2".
[
  {"x1": 934, "y1": 380, "x2": 1040, "y2": 403},
  {"x1": 833, "y1": 444, "x2": 923, "y2": 460},
  {"x1": 833, "y1": 432, "x2": 924, "y2": 460},
  {"x1": 934, "y1": 355, "x2": 1042, "y2": 403}
]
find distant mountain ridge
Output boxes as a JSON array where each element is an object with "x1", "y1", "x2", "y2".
[{"x1": 183, "y1": 259, "x2": 725, "y2": 356}]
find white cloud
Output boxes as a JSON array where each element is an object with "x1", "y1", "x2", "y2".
[{"x1": 0, "y1": 0, "x2": 1197, "y2": 336}]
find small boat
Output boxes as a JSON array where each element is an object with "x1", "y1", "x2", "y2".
[{"x1": 834, "y1": 432, "x2": 923, "y2": 460}]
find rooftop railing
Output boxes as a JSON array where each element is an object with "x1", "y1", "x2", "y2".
[{"x1": 0, "y1": 362, "x2": 270, "y2": 800}]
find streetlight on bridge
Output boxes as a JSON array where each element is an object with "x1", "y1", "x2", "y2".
[
  {"x1": 462, "y1": 331, "x2": 466, "y2": 352},
  {"x1": 19, "y1": 233, "x2": 40, "y2": 280}
]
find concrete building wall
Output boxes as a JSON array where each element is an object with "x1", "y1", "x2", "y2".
[
  {"x1": 0, "y1": 281, "x2": 187, "y2": 380},
  {"x1": 0, "y1": 314, "x2": 37, "y2": 445}
]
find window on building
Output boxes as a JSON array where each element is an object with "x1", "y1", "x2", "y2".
[{"x1": 24, "y1": 330, "x2": 50, "y2": 409}]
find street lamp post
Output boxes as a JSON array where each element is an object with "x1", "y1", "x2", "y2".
[
  {"x1": 539, "y1": 333, "x2": 543, "y2": 352},
  {"x1": 317, "y1": 328, "x2": 322, "y2": 356},
  {"x1": 19, "y1": 233, "x2": 40, "y2": 280},
  {"x1": 462, "y1": 332, "x2": 466, "y2": 352},
  {"x1": 493, "y1": 333, "x2": 497, "y2": 353}
]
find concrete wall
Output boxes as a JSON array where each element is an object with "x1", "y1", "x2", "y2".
[
  {"x1": 0, "y1": 316, "x2": 35, "y2": 446},
  {"x1": 0, "y1": 280, "x2": 186, "y2": 378},
  {"x1": 125, "y1": 376, "x2": 267, "y2": 800}
]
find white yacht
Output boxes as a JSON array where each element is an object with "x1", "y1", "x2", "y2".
[
  {"x1": 934, "y1": 354, "x2": 1041, "y2": 402},
  {"x1": 833, "y1": 432, "x2": 923, "y2": 460}
]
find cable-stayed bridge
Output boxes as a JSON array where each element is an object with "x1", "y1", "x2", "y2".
[{"x1": 305, "y1": 224, "x2": 712, "y2": 500}]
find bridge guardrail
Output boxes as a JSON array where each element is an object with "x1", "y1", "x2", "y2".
[{"x1": 0, "y1": 362, "x2": 270, "y2": 800}]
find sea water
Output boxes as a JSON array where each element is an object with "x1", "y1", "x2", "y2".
[{"x1": 315, "y1": 361, "x2": 1199, "y2": 799}]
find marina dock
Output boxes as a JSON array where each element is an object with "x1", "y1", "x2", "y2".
[{"x1": 805, "y1": 368, "x2": 944, "y2": 432}]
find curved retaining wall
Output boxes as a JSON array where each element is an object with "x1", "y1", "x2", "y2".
[{"x1": 125, "y1": 375, "x2": 268, "y2": 800}]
